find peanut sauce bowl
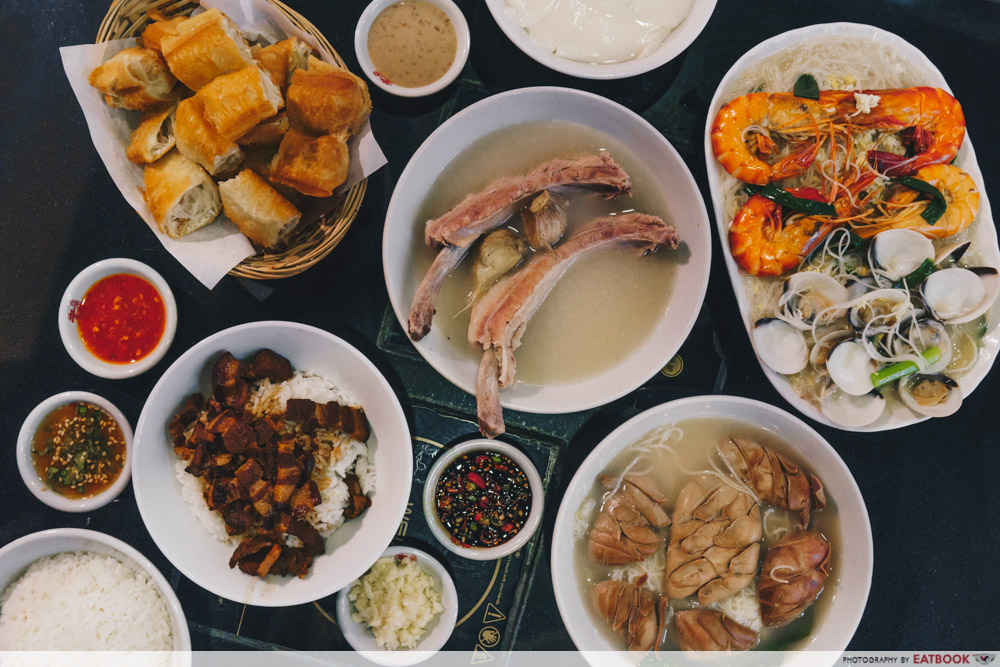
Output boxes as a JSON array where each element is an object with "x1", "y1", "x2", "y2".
[
  {"x1": 354, "y1": 0, "x2": 471, "y2": 98},
  {"x1": 58, "y1": 258, "x2": 177, "y2": 380},
  {"x1": 16, "y1": 391, "x2": 134, "y2": 513},
  {"x1": 132, "y1": 321, "x2": 412, "y2": 606}
]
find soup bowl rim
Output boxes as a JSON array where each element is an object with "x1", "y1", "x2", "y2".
[{"x1": 550, "y1": 394, "x2": 873, "y2": 658}]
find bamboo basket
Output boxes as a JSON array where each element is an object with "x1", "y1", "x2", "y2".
[{"x1": 97, "y1": 0, "x2": 368, "y2": 280}]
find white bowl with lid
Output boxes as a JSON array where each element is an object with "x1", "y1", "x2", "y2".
[
  {"x1": 422, "y1": 439, "x2": 543, "y2": 561},
  {"x1": 58, "y1": 258, "x2": 177, "y2": 379},
  {"x1": 16, "y1": 391, "x2": 133, "y2": 513},
  {"x1": 355, "y1": 0, "x2": 471, "y2": 97},
  {"x1": 336, "y1": 545, "x2": 458, "y2": 665}
]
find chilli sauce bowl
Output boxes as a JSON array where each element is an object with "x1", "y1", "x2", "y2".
[
  {"x1": 422, "y1": 439, "x2": 543, "y2": 561},
  {"x1": 354, "y1": 0, "x2": 471, "y2": 98},
  {"x1": 58, "y1": 258, "x2": 177, "y2": 379},
  {"x1": 16, "y1": 391, "x2": 134, "y2": 512}
]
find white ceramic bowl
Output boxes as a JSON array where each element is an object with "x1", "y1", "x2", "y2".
[
  {"x1": 335, "y1": 545, "x2": 459, "y2": 665},
  {"x1": 551, "y1": 395, "x2": 873, "y2": 661},
  {"x1": 703, "y1": 23, "x2": 1000, "y2": 432},
  {"x1": 354, "y1": 0, "x2": 471, "y2": 97},
  {"x1": 484, "y1": 0, "x2": 716, "y2": 80},
  {"x1": 16, "y1": 391, "x2": 133, "y2": 512},
  {"x1": 383, "y1": 86, "x2": 711, "y2": 415},
  {"x1": 422, "y1": 439, "x2": 543, "y2": 561},
  {"x1": 132, "y1": 321, "x2": 412, "y2": 606},
  {"x1": 0, "y1": 528, "x2": 191, "y2": 651},
  {"x1": 58, "y1": 258, "x2": 177, "y2": 379}
]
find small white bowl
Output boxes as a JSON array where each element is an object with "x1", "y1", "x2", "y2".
[
  {"x1": 58, "y1": 258, "x2": 177, "y2": 379},
  {"x1": 422, "y1": 439, "x2": 543, "y2": 561},
  {"x1": 17, "y1": 391, "x2": 134, "y2": 513},
  {"x1": 354, "y1": 0, "x2": 471, "y2": 97},
  {"x1": 336, "y1": 546, "x2": 458, "y2": 665},
  {"x1": 0, "y1": 528, "x2": 190, "y2": 651},
  {"x1": 485, "y1": 0, "x2": 717, "y2": 80}
]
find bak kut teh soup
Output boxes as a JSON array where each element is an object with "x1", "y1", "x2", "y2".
[
  {"x1": 412, "y1": 120, "x2": 679, "y2": 386},
  {"x1": 574, "y1": 417, "x2": 839, "y2": 652}
]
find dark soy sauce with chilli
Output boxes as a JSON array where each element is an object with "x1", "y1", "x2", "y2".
[{"x1": 434, "y1": 450, "x2": 532, "y2": 548}]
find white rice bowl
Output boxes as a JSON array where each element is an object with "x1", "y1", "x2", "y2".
[
  {"x1": 0, "y1": 551, "x2": 172, "y2": 650},
  {"x1": 176, "y1": 371, "x2": 377, "y2": 548}
]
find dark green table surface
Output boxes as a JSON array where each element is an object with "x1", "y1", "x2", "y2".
[{"x1": 1, "y1": 0, "x2": 998, "y2": 652}]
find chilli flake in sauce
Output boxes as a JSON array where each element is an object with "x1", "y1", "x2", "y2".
[
  {"x1": 368, "y1": 1, "x2": 457, "y2": 88},
  {"x1": 434, "y1": 451, "x2": 531, "y2": 548},
  {"x1": 31, "y1": 401, "x2": 125, "y2": 498},
  {"x1": 70, "y1": 273, "x2": 165, "y2": 364}
]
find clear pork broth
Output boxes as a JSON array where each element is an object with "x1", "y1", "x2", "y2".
[
  {"x1": 412, "y1": 120, "x2": 677, "y2": 385},
  {"x1": 573, "y1": 417, "x2": 841, "y2": 651}
]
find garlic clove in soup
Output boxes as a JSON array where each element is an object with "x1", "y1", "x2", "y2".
[
  {"x1": 472, "y1": 228, "x2": 528, "y2": 297},
  {"x1": 521, "y1": 190, "x2": 569, "y2": 250}
]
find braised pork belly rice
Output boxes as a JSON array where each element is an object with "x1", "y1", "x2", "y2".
[
  {"x1": 170, "y1": 349, "x2": 375, "y2": 579},
  {"x1": 0, "y1": 552, "x2": 172, "y2": 650}
]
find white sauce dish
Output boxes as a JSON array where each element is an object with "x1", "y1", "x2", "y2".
[
  {"x1": 58, "y1": 258, "x2": 177, "y2": 380},
  {"x1": 336, "y1": 545, "x2": 458, "y2": 665},
  {"x1": 422, "y1": 439, "x2": 543, "y2": 561},
  {"x1": 17, "y1": 391, "x2": 133, "y2": 513},
  {"x1": 355, "y1": 0, "x2": 471, "y2": 97}
]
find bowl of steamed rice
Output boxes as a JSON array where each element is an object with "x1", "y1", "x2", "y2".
[
  {"x1": 0, "y1": 528, "x2": 189, "y2": 651},
  {"x1": 132, "y1": 321, "x2": 412, "y2": 606},
  {"x1": 336, "y1": 546, "x2": 458, "y2": 665}
]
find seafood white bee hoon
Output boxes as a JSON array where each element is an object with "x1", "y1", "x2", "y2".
[{"x1": 709, "y1": 33, "x2": 1000, "y2": 428}]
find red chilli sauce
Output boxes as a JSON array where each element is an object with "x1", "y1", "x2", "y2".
[{"x1": 69, "y1": 273, "x2": 166, "y2": 364}]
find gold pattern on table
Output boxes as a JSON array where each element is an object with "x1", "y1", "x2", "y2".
[{"x1": 661, "y1": 354, "x2": 684, "y2": 377}]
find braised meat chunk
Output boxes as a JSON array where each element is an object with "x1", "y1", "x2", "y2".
[
  {"x1": 173, "y1": 349, "x2": 374, "y2": 580},
  {"x1": 247, "y1": 348, "x2": 294, "y2": 382}
]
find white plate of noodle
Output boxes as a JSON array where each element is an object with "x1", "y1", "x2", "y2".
[{"x1": 704, "y1": 22, "x2": 1000, "y2": 432}]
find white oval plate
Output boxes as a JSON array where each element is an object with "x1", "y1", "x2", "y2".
[
  {"x1": 703, "y1": 22, "x2": 1000, "y2": 431},
  {"x1": 384, "y1": 86, "x2": 711, "y2": 415},
  {"x1": 133, "y1": 321, "x2": 412, "y2": 606},
  {"x1": 551, "y1": 395, "x2": 873, "y2": 661}
]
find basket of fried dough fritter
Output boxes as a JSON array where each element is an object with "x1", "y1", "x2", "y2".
[{"x1": 93, "y1": 0, "x2": 370, "y2": 279}]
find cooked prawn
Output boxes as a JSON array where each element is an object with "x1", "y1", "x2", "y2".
[
  {"x1": 711, "y1": 91, "x2": 849, "y2": 185},
  {"x1": 851, "y1": 87, "x2": 966, "y2": 176},
  {"x1": 853, "y1": 164, "x2": 979, "y2": 239},
  {"x1": 729, "y1": 188, "x2": 827, "y2": 277}
]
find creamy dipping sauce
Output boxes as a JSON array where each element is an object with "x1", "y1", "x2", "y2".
[
  {"x1": 505, "y1": 0, "x2": 695, "y2": 64},
  {"x1": 368, "y1": 1, "x2": 458, "y2": 87}
]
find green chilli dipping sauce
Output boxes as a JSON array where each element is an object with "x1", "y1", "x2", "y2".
[
  {"x1": 31, "y1": 402, "x2": 126, "y2": 498},
  {"x1": 434, "y1": 451, "x2": 531, "y2": 548}
]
